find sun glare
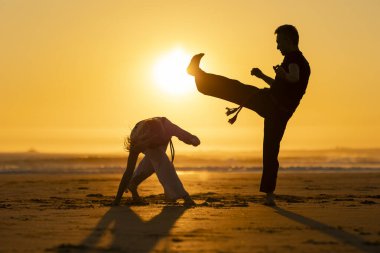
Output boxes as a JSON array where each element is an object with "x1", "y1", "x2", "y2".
[{"x1": 153, "y1": 48, "x2": 196, "y2": 95}]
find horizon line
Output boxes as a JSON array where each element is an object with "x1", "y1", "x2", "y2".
[{"x1": 1, "y1": 146, "x2": 380, "y2": 156}]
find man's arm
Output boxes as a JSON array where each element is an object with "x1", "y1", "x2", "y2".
[
  {"x1": 251, "y1": 68, "x2": 275, "y2": 86},
  {"x1": 112, "y1": 150, "x2": 139, "y2": 205}
]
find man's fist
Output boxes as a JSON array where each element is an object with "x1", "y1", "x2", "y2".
[
  {"x1": 273, "y1": 65, "x2": 286, "y2": 79},
  {"x1": 251, "y1": 68, "x2": 264, "y2": 78}
]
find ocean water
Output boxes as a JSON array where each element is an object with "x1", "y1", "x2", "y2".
[{"x1": 0, "y1": 149, "x2": 380, "y2": 174}]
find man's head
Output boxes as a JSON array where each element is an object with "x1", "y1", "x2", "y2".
[{"x1": 275, "y1": 24, "x2": 299, "y2": 55}]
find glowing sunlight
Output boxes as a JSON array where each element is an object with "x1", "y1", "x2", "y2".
[{"x1": 153, "y1": 48, "x2": 196, "y2": 95}]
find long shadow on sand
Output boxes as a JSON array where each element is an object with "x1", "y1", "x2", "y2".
[
  {"x1": 272, "y1": 206, "x2": 379, "y2": 253},
  {"x1": 55, "y1": 205, "x2": 187, "y2": 253}
]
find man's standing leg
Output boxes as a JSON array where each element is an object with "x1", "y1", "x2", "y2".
[{"x1": 260, "y1": 115, "x2": 289, "y2": 205}]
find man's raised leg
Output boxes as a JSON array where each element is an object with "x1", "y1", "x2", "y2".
[{"x1": 188, "y1": 54, "x2": 266, "y2": 113}]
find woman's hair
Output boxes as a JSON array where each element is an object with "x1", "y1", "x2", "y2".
[{"x1": 124, "y1": 135, "x2": 132, "y2": 152}]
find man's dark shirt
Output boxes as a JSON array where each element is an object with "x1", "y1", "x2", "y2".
[{"x1": 270, "y1": 50, "x2": 311, "y2": 113}]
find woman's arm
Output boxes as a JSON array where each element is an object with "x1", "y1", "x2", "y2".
[
  {"x1": 163, "y1": 118, "x2": 200, "y2": 146},
  {"x1": 112, "y1": 150, "x2": 140, "y2": 205}
]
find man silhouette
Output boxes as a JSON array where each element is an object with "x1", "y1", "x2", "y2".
[{"x1": 187, "y1": 25, "x2": 310, "y2": 205}]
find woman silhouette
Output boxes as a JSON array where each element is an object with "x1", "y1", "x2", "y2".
[{"x1": 112, "y1": 117, "x2": 200, "y2": 207}]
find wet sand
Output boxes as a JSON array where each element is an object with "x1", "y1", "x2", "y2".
[{"x1": 1, "y1": 172, "x2": 380, "y2": 252}]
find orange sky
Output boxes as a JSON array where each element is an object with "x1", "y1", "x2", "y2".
[{"x1": 1, "y1": 1, "x2": 380, "y2": 153}]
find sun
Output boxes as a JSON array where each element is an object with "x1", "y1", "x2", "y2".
[{"x1": 153, "y1": 48, "x2": 196, "y2": 95}]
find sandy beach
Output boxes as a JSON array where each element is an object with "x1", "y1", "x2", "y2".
[
  {"x1": 0, "y1": 172, "x2": 379, "y2": 253},
  {"x1": 2, "y1": 0, "x2": 380, "y2": 252}
]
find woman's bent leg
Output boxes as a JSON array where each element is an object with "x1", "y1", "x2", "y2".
[
  {"x1": 128, "y1": 156, "x2": 155, "y2": 192},
  {"x1": 144, "y1": 146, "x2": 188, "y2": 201}
]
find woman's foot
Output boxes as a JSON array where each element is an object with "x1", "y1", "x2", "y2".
[
  {"x1": 183, "y1": 194, "x2": 196, "y2": 207},
  {"x1": 127, "y1": 185, "x2": 141, "y2": 201},
  {"x1": 131, "y1": 196, "x2": 148, "y2": 205},
  {"x1": 187, "y1": 53, "x2": 205, "y2": 76}
]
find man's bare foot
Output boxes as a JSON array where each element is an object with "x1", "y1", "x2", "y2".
[
  {"x1": 187, "y1": 53, "x2": 205, "y2": 76},
  {"x1": 264, "y1": 193, "x2": 276, "y2": 206},
  {"x1": 111, "y1": 200, "x2": 120, "y2": 206}
]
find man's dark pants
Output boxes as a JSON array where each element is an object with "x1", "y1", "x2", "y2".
[{"x1": 195, "y1": 72, "x2": 291, "y2": 193}]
